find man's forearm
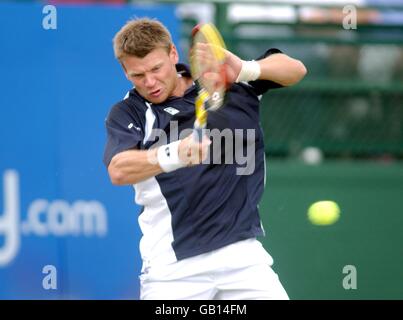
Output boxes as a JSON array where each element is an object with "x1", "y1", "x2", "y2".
[
  {"x1": 257, "y1": 53, "x2": 307, "y2": 86},
  {"x1": 108, "y1": 148, "x2": 163, "y2": 185},
  {"x1": 107, "y1": 134, "x2": 211, "y2": 185}
]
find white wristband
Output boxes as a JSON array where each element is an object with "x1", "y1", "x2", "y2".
[
  {"x1": 157, "y1": 140, "x2": 185, "y2": 173},
  {"x1": 235, "y1": 60, "x2": 261, "y2": 83}
]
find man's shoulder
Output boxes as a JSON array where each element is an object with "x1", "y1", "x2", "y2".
[
  {"x1": 176, "y1": 63, "x2": 191, "y2": 78},
  {"x1": 107, "y1": 89, "x2": 147, "y2": 124},
  {"x1": 111, "y1": 89, "x2": 147, "y2": 113},
  {"x1": 229, "y1": 81, "x2": 259, "y2": 98}
]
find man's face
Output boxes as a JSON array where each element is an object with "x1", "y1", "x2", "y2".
[{"x1": 122, "y1": 46, "x2": 179, "y2": 104}]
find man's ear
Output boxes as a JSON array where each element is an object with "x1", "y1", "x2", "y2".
[{"x1": 169, "y1": 44, "x2": 179, "y2": 64}]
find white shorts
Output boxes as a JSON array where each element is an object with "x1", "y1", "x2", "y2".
[{"x1": 139, "y1": 238, "x2": 289, "y2": 300}]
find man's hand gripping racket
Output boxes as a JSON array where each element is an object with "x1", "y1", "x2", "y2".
[{"x1": 190, "y1": 23, "x2": 227, "y2": 142}]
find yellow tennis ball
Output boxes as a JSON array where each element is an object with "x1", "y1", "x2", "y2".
[{"x1": 308, "y1": 201, "x2": 340, "y2": 226}]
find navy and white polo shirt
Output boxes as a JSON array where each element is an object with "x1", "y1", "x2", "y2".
[{"x1": 104, "y1": 49, "x2": 283, "y2": 265}]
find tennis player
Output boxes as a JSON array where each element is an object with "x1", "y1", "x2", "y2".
[{"x1": 103, "y1": 18, "x2": 307, "y2": 300}]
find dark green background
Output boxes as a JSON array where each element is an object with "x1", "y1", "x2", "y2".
[{"x1": 259, "y1": 160, "x2": 403, "y2": 299}]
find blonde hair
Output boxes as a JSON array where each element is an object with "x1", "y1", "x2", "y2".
[{"x1": 113, "y1": 18, "x2": 173, "y2": 61}]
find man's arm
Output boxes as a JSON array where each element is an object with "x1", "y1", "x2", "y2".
[
  {"x1": 108, "y1": 148, "x2": 161, "y2": 185},
  {"x1": 257, "y1": 53, "x2": 307, "y2": 86},
  {"x1": 108, "y1": 135, "x2": 211, "y2": 185},
  {"x1": 224, "y1": 50, "x2": 307, "y2": 87}
]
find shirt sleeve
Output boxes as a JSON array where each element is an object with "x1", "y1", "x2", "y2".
[
  {"x1": 103, "y1": 102, "x2": 144, "y2": 167},
  {"x1": 248, "y1": 48, "x2": 284, "y2": 96}
]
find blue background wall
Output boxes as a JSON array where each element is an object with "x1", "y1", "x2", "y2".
[{"x1": 0, "y1": 2, "x2": 180, "y2": 299}]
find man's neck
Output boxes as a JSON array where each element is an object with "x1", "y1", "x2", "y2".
[{"x1": 171, "y1": 74, "x2": 193, "y2": 98}]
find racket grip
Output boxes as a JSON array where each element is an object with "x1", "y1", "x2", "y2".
[{"x1": 193, "y1": 126, "x2": 204, "y2": 142}]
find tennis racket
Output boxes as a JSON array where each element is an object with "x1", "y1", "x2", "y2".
[{"x1": 190, "y1": 23, "x2": 227, "y2": 142}]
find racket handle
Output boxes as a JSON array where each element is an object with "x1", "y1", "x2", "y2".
[{"x1": 193, "y1": 126, "x2": 204, "y2": 142}]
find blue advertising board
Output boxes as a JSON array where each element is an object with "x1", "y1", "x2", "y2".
[{"x1": 0, "y1": 2, "x2": 180, "y2": 299}]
